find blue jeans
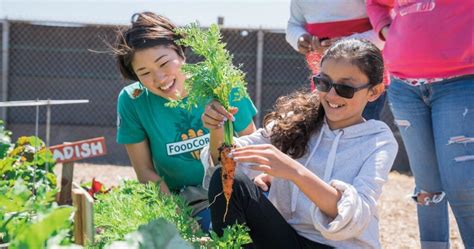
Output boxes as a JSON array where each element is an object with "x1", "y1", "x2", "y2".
[
  {"x1": 363, "y1": 90, "x2": 387, "y2": 120},
  {"x1": 196, "y1": 207, "x2": 212, "y2": 233},
  {"x1": 388, "y1": 76, "x2": 474, "y2": 249}
]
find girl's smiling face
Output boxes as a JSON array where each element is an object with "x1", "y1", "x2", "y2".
[
  {"x1": 318, "y1": 58, "x2": 381, "y2": 130},
  {"x1": 132, "y1": 45, "x2": 187, "y2": 100}
]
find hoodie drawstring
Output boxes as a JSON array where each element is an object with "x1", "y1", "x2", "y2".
[
  {"x1": 290, "y1": 129, "x2": 344, "y2": 213},
  {"x1": 323, "y1": 130, "x2": 343, "y2": 182}
]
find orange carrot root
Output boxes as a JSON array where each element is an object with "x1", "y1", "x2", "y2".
[{"x1": 219, "y1": 144, "x2": 236, "y2": 222}]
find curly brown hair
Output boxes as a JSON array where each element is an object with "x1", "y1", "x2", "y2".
[
  {"x1": 113, "y1": 12, "x2": 186, "y2": 81},
  {"x1": 263, "y1": 90, "x2": 325, "y2": 159}
]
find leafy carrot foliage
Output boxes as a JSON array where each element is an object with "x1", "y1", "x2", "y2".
[{"x1": 166, "y1": 23, "x2": 249, "y2": 146}]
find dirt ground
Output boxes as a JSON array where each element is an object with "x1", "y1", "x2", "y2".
[{"x1": 55, "y1": 163, "x2": 464, "y2": 249}]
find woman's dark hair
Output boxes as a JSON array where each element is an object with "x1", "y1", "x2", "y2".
[
  {"x1": 114, "y1": 12, "x2": 186, "y2": 81},
  {"x1": 265, "y1": 39, "x2": 383, "y2": 159}
]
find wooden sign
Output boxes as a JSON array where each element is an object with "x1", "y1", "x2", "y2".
[
  {"x1": 51, "y1": 137, "x2": 107, "y2": 205},
  {"x1": 50, "y1": 137, "x2": 106, "y2": 163}
]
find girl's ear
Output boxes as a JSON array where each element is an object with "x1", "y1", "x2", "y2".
[{"x1": 367, "y1": 84, "x2": 385, "y2": 103}]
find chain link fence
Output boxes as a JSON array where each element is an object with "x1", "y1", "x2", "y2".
[
  {"x1": 6, "y1": 21, "x2": 123, "y2": 126},
  {"x1": 4, "y1": 21, "x2": 312, "y2": 126},
  {"x1": 0, "y1": 19, "x2": 408, "y2": 170}
]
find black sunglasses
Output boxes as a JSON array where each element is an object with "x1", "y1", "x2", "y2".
[{"x1": 313, "y1": 75, "x2": 372, "y2": 99}]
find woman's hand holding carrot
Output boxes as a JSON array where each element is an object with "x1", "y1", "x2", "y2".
[
  {"x1": 201, "y1": 100, "x2": 236, "y2": 131},
  {"x1": 230, "y1": 144, "x2": 304, "y2": 181},
  {"x1": 202, "y1": 100, "x2": 241, "y2": 222},
  {"x1": 202, "y1": 100, "x2": 238, "y2": 165}
]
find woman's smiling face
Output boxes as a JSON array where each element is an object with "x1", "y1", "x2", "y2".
[
  {"x1": 318, "y1": 58, "x2": 374, "y2": 130},
  {"x1": 131, "y1": 45, "x2": 187, "y2": 100}
]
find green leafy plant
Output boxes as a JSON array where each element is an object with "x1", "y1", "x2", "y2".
[
  {"x1": 89, "y1": 180, "x2": 253, "y2": 249},
  {"x1": 13, "y1": 206, "x2": 74, "y2": 249},
  {"x1": 167, "y1": 23, "x2": 249, "y2": 147},
  {"x1": 0, "y1": 133, "x2": 72, "y2": 248},
  {"x1": 90, "y1": 180, "x2": 201, "y2": 249},
  {"x1": 168, "y1": 22, "x2": 254, "y2": 225},
  {"x1": 0, "y1": 179, "x2": 74, "y2": 248},
  {"x1": 104, "y1": 218, "x2": 252, "y2": 249},
  {"x1": 0, "y1": 136, "x2": 56, "y2": 193},
  {"x1": 104, "y1": 218, "x2": 193, "y2": 249},
  {"x1": 207, "y1": 223, "x2": 252, "y2": 249},
  {"x1": 0, "y1": 120, "x2": 12, "y2": 159}
]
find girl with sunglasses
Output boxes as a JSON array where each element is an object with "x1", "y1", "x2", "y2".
[{"x1": 200, "y1": 39, "x2": 398, "y2": 248}]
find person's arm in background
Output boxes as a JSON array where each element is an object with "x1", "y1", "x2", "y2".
[
  {"x1": 125, "y1": 140, "x2": 171, "y2": 194},
  {"x1": 366, "y1": 0, "x2": 394, "y2": 40},
  {"x1": 286, "y1": 0, "x2": 330, "y2": 54},
  {"x1": 286, "y1": 0, "x2": 312, "y2": 54}
]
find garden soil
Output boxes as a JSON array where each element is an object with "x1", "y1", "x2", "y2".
[{"x1": 55, "y1": 163, "x2": 463, "y2": 249}]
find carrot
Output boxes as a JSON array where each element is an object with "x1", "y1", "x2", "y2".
[{"x1": 219, "y1": 144, "x2": 236, "y2": 222}]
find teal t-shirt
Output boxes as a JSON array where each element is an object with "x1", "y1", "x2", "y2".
[{"x1": 116, "y1": 82, "x2": 257, "y2": 191}]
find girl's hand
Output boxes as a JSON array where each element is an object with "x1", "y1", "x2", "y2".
[
  {"x1": 230, "y1": 144, "x2": 303, "y2": 181},
  {"x1": 298, "y1": 34, "x2": 338, "y2": 55},
  {"x1": 253, "y1": 173, "x2": 273, "y2": 192},
  {"x1": 297, "y1": 33, "x2": 314, "y2": 54},
  {"x1": 320, "y1": 37, "x2": 341, "y2": 47},
  {"x1": 297, "y1": 33, "x2": 328, "y2": 54},
  {"x1": 201, "y1": 100, "x2": 236, "y2": 131}
]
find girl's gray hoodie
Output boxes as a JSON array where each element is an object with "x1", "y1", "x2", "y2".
[{"x1": 201, "y1": 119, "x2": 398, "y2": 249}]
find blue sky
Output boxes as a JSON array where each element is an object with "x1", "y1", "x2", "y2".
[{"x1": 0, "y1": 0, "x2": 290, "y2": 30}]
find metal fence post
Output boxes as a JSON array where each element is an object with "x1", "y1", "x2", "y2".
[
  {"x1": 255, "y1": 29, "x2": 264, "y2": 127},
  {"x1": 46, "y1": 99, "x2": 51, "y2": 147},
  {"x1": 1, "y1": 20, "x2": 9, "y2": 124}
]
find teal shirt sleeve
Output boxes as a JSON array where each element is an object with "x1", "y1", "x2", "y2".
[
  {"x1": 230, "y1": 90, "x2": 258, "y2": 133},
  {"x1": 116, "y1": 88, "x2": 147, "y2": 144}
]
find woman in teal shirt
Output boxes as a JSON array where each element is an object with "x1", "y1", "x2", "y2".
[{"x1": 114, "y1": 12, "x2": 257, "y2": 231}]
